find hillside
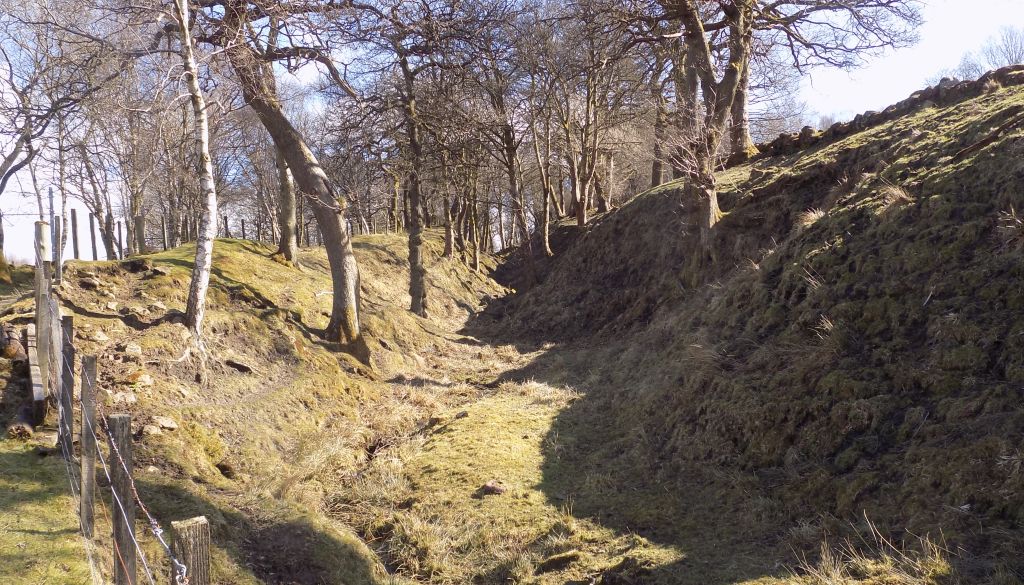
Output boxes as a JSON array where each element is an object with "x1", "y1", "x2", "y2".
[
  {"x1": 3, "y1": 70, "x2": 1024, "y2": 585},
  {"x1": 482, "y1": 68, "x2": 1024, "y2": 582}
]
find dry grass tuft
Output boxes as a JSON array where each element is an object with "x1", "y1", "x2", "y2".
[
  {"x1": 983, "y1": 78, "x2": 1003, "y2": 93},
  {"x1": 996, "y1": 206, "x2": 1024, "y2": 251},
  {"x1": 798, "y1": 208, "x2": 826, "y2": 229},
  {"x1": 797, "y1": 520, "x2": 956, "y2": 585},
  {"x1": 877, "y1": 182, "x2": 914, "y2": 215}
]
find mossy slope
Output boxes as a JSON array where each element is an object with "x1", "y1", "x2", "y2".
[
  {"x1": 27, "y1": 232, "x2": 503, "y2": 584},
  {"x1": 488, "y1": 80, "x2": 1024, "y2": 581}
]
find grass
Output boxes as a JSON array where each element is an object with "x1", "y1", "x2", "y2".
[
  {"x1": 4, "y1": 77, "x2": 1024, "y2": 585},
  {"x1": 31, "y1": 232, "x2": 510, "y2": 584},
  {"x1": 327, "y1": 379, "x2": 683, "y2": 584},
  {"x1": 486, "y1": 78, "x2": 1024, "y2": 583},
  {"x1": 0, "y1": 438, "x2": 94, "y2": 585}
]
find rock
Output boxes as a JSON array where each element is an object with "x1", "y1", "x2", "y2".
[
  {"x1": 80, "y1": 277, "x2": 102, "y2": 290},
  {"x1": 535, "y1": 551, "x2": 580, "y2": 574},
  {"x1": 128, "y1": 371, "x2": 154, "y2": 387},
  {"x1": 123, "y1": 342, "x2": 143, "y2": 357},
  {"x1": 152, "y1": 415, "x2": 178, "y2": 431},
  {"x1": 141, "y1": 424, "x2": 162, "y2": 437},
  {"x1": 104, "y1": 301, "x2": 119, "y2": 312},
  {"x1": 148, "y1": 301, "x2": 167, "y2": 312},
  {"x1": 91, "y1": 330, "x2": 110, "y2": 342},
  {"x1": 478, "y1": 480, "x2": 506, "y2": 496},
  {"x1": 111, "y1": 391, "x2": 137, "y2": 406},
  {"x1": 216, "y1": 460, "x2": 237, "y2": 479},
  {"x1": 177, "y1": 386, "x2": 191, "y2": 398},
  {"x1": 225, "y1": 358, "x2": 254, "y2": 374},
  {"x1": 147, "y1": 266, "x2": 171, "y2": 277},
  {"x1": 145, "y1": 465, "x2": 160, "y2": 473},
  {"x1": 124, "y1": 306, "x2": 150, "y2": 318},
  {"x1": 1, "y1": 326, "x2": 27, "y2": 361},
  {"x1": 124, "y1": 258, "x2": 153, "y2": 273},
  {"x1": 78, "y1": 269, "x2": 97, "y2": 278},
  {"x1": 455, "y1": 411, "x2": 469, "y2": 420}
]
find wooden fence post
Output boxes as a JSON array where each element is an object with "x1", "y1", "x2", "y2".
[
  {"x1": 117, "y1": 221, "x2": 124, "y2": 260},
  {"x1": 48, "y1": 298, "x2": 61, "y2": 405},
  {"x1": 170, "y1": 516, "x2": 210, "y2": 585},
  {"x1": 53, "y1": 216, "x2": 63, "y2": 285},
  {"x1": 108, "y1": 414, "x2": 136, "y2": 585},
  {"x1": 161, "y1": 218, "x2": 169, "y2": 251},
  {"x1": 88, "y1": 213, "x2": 98, "y2": 261},
  {"x1": 223, "y1": 214, "x2": 230, "y2": 238},
  {"x1": 59, "y1": 315, "x2": 74, "y2": 458},
  {"x1": 241, "y1": 219, "x2": 246, "y2": 241},
  {"x1": 80, "y1": 356, "x2": 97, "y2": 538},
  {"x1": 26, "y1": 325, "x2": 46, "y2": 424},
  {"x1": 134, "y1": 215, "x2": 146, "y2": 254},
  {"x1": 71, "y1": 209, "x2": 80, "y2": 260}
]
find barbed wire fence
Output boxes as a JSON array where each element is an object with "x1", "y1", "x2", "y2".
[{"x1": 28, "y1": 220, "x2": 211, "y2": 585}]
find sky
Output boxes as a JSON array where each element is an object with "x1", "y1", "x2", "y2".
[
  {"x1": 801, "y1": 0, "x2": 1024, "y2": 120},
  {"x1": 4, "y1": 0, "x2": 1024, "y2": 263}
]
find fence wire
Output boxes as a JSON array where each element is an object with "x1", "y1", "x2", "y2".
[{"x1": 32, "y1": 232, "x2": 191, "y2": 585}]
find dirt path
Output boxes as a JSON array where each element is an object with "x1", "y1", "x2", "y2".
[{"x1": 330, "y1": 301, "x2": 792, "y2": 585}]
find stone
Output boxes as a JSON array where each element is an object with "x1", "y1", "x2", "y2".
[
  {"x1": 126, "y1": 306, "x2": 150, "y2": 318},
  {"x1": 152, "y1": 415, "x2": 178, "y2": 431},
  {"x1": 111, "y1": 391, "x2": 137, "y2": 406},
  {"x1": 80, "y1": 277, "x2": 101, "y2": 290},
  {"x1": 128, "y1": 371, "x2": 154, "y2": 387},
  {"x1": 478, "y1": 480, "x2": 506, "y2": 496},
  {"x1": 216, "y1": 460, "x2": 237, "y2": 479},
  {"x1": 147, "y1": 266, "x2": 171, "y2": 277},
  {"x1": 123, "y1": 342, "x2": 143, "y2": 357},
  {"x1": 145, "y1": 465, "x2": 160, "y2": 473},
  {"x1": 535, "y1": 552, "x2": 580, "y2": 574},
  {"x1": 104, "y1": 301, "x2": 119, "y2": 312},
  {"x1": 91, "y1": 330, "x2": 110, "y2": 342},
  {"x1": 148, "y1": 301, "x2": 167, "y2": 312},
  {"x1": 141, "y1": 425, "x2": 162, "y2": 437}
]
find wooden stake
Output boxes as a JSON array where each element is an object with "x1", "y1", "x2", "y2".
[
  {"x1": 108, "y1": 414, "x2": 136, "y2": 585},
  {"x1": 80, "y1": 356, "x2": 97, "y2": 538},
  {"x1": 53, "y1": 217, "x2": 63, "y2": 285},
  {"x1": 241, "y1": 218, "x2": 246, "y2": 241},
  {"x1": 88, "y1": 213, "x2": 98, "y2": 261},
  {"x1": 170, "y1": 516, "x2": 211, "y2": 585},
  {"x1": 223, "y1": 214, "x2": 230, "y2": 238},
  {"x1": 25, "y1": 325, "x2": 46, "y2": 425},
  {"x1": 161, "y1": 217, "x2": 168, "y2": 251},
  {"x1": 59, "y1": 315, "x2": 74, "y2": 458},
  {"x1": 71, "y1": 209, "x2": 80, "y2": 260},
  {"x1": 116, "y1": 221, "x2": 124, "y2": 260}
]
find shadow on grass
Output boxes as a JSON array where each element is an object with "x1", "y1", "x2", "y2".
[
  {"x1": 136, "y1": 476, "x2": 386, "y2": 584},
  {"x1": 461, "y1": 316, "x2": 791, "y2": 585}
]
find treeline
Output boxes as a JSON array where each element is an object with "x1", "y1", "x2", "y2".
[{"x1": 0, "y1": 0, "x2": 922, "y2": 357}]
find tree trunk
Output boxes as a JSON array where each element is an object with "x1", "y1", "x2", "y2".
[
  {"x1": 275, "y1": 147, "x2": 297, "y2": 262},
  {"x1": 223, "y1": 3, "x2": 364, "y2": 356},
  {"x1": 729, "y1": 63, "x2": 758, "y2": 163},
  {"x1": 176, "y1": 0, "x2": 217, "y2": 344},
  {"x1": 399, "y1": 57, "x2": 429, "y2": 318},
  {"x1": 443, "y1": 196, "x2": 456, "y2": 259},
  {"x1": 0, "y1": 213, "x2": 9, "y2": 284}
]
